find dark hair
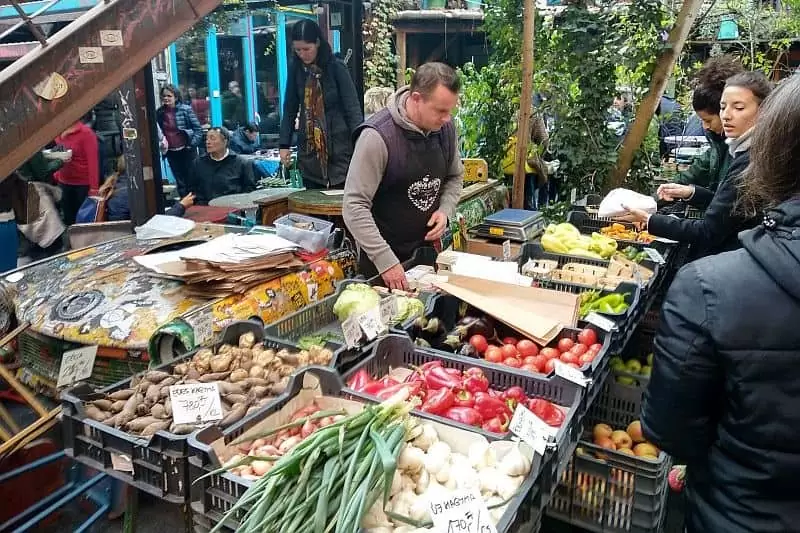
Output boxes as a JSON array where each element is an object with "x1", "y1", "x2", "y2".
[
  {"x1": 725, "y1": 71, "x2": 773, "y2": 103},
  {"x1": 160, "y1": 84, "x2": 182, "y2": 102},
  {"x1": 691, "y1": 55, "x2": 744, "y2": 113},
  {"x1": 737, "y1": 74, "x2": 800, "y2": 215},
  {"x1": 207, "y1": 127, "x2": 231, "y2": 143},
  {"x1": 243, "y1": 122, "x2": 259, "y2": 133},
  {"x1": 410, "y1": 62, "x2": 460, "y2": 97},
  {"x1": 290, "y1": 19, "x2": 332, "y2": 67}
]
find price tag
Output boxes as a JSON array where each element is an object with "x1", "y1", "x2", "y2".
[
  {"x1": 643, "y1": 247, "x2": 666, "y2": 264},
  {"x1": 584, "y1": 312, "x2": 617, "y2": 332},
  {"x1": 429, "y1": 488, "x2": 497, "y2": 533},
  {"x1": 111, "y1": 453, "x2": 134, "y2": 472},
  {"x1": 379, "y1": 295, "x2": 397, "y2": 326},
  {"x1": 185, "y1": 313, "x2": 214, "y2": 347},
  {"x1": 169, "y1": 382, "x2": 224, "y2": 425},
  {"x1": 502, "y1": 240, "x2": 512, "y2": 261},
  {"x1": 509, "y1": 404, "x2": 554, "y2": 455},
  {"x1": 358, "y1": 306, "x2": 385, "y2": 341},
  {"x1": 341, "y1": 315, "x2": 362, "y2": 348},
  {"x1": 57, "y1": 346, "x2": 98, "y2": 388},
  {"x1": 554, "y1": 360, "x2": 590, "y2": 387},
  {"x1": 488, "y1": 226, "x2": 504, "y2": 237}
]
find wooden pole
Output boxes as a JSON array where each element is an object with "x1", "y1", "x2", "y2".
[
  {"x1": 512, "y1": 0, "x2": 536, "y2": 209},
  {"x1": 396, "y1": 30, "x2": 407, "y2": 88},
  {"x1": 608, "y1": 0, "x2": 705, "y2": 190}
]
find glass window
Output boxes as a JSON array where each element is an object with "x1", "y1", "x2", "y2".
[
  {"x1": 218, "y1": 36, "x2": 247, "y2": 129},
  {"x1": 253, "y1": 16, "x2": 280, "y2": 145},
  {"x1": 174, "y1": 34, "x2": 211, "y2": 127}
]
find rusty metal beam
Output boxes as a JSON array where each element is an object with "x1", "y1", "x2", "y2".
[{"x1": 0, "y1": 0, "x2": 222, "y2": 181}]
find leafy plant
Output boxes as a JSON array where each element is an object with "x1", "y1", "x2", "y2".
[{"x1": 363, "y1": 0, "x2": 404, "y2": 88}]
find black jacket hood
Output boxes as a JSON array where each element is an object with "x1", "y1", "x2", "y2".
[{"x1": 740, "y1": 197, "x2": 800, "y2": 300}]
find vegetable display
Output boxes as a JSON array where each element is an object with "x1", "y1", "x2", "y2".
[
  {"x1": 82, "y1": 332, "x2": 333, "y2": 436},
  {"x1": 600, "y1": 223, "x2": 655, "y2": 244},
  {"x1": 333, "y1": 283, "x2": 425, "y2": 325},
  {"x1": 347, "y1": 363, "x2": 566, "y2": 433},
  {"x1": 541, "y1": 223, "x2": 618, "y2": 259},
  {"x1": 209, "y1": 394, "x2": 412, "y2": 533},
  {"x1": 620, "y1": 246, "x2": 649, "y2": 264},
  {"x1": 362, "y1": 423, "x2": 533, "y2": 531},
  {"x1": 579, "y1": 291, "x2": 630, "y2": 317}
]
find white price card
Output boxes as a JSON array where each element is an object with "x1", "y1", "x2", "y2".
[
  {"x1": 584, "y1": 312, "x2": 617, "y2": 332},
  {"x1": 429, "y1": 488, "x2": 497, "y2": 533},
  {"x1": 57, "y1": 345, "x2": 98, "y2": 388},
  {"x1": 185, "y1": 313, "x2": 214, "y2": 348},
  {"x1": 379, "y1": 295, "x2": 397, "y2": 326},
  {"x1": 643, "y1": 247, "x2": 666, "y2": 264},
  {"x1": 358, "y1": 306, "x2": 385, "y2": 341},
  {"x1": 554, "y1": 360, "x2": 590, "y2": 387},
  {"x1": 169, "y1": 382, "x2": 224, "y2": 425},
  {"x1": 111, "y1": 453, "x2": 134, "y2": 472},
  {"x1": 502, "y1": 240, "x2": 512, "y2": 261},
  {"x1": 509, "y1": 404, "x2": 554, "y2": 455},
  {"x1": 341, "y1": 315, "x2": 362, "y2": 348}
]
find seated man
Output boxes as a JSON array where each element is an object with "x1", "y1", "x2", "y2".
[
  {"x1": 230, "y1": 121, "x2": 262, "y2": 155},
  {"x1": 191, "y1": 127, "x2": 256, "y2": 205}
]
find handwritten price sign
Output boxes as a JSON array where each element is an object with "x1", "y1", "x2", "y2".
[
  {"x1": 57, "y1": 346, "x2": 98, "y2": 388},
  {"x1": 169, "y1": 383, "x2": 224, "y2": 425},
  {"x1": 429, "y1": 489, "x2": 497, "y2": 533}
]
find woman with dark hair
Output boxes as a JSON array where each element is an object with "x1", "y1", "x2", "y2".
[
  {"x1": 618, "y1": 71, "x2": 772, "y2": 259},
  {"x1": 641, "y1": 73, "x2": 800, "y2": 533},
  {"x1": 665, "y1": 55, "x2": 744, "y2": 193},
  {"x1": 156, "y1": 84, "x2": 203, "y2": 198},
  {"x1": 279, "y1": 19, "x2": 363, "y2": 188}
]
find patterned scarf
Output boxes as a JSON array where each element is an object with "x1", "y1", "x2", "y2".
[{"x1": 304, "y1": 65, "x2": 328, "y2": 181}]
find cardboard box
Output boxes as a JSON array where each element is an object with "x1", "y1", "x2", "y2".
[{"x1": 465, "y1": 236, "x2": 523, "y2": 259}]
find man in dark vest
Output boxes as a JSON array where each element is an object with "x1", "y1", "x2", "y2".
[{"x1": 343, "y1": 62, "x2": 464, "y2": 289}]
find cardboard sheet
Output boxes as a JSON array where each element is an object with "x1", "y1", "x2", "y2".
[{"x1": 435, "y1": 274, "x2": 579, "y2": 344}]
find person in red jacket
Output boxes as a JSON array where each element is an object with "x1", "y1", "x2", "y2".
[{"x1": 54, "y1": 120, "x2": 100, "y2": 225}]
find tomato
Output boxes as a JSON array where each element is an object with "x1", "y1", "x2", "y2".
[
  {"x1": 503, "y1": 357, "x2": 522, "y2": 368},
  {"x1": 590, "y1": 343, "x2": 603, "y2": 353},
  {"x1": 522, "y1": 356, "x2": 538, "y2": 366},
  {"x1": 544, "y1": 358, "x2": 557, "y2": 374},
  {"x1": 521, "y1": 363, "x2": 539, "y2": 374},
  {"x1": 516, "y1": 340, "x2": 539, "y2": 357},
  {"x1": 484, "y1": 346, "x2": 503, "y2": 363},
  {"x1": 566, "y1": 362, "x2": 581, "y2": 369},
  {"x1": 579, "y1": 352, "x2": 596, "y2": 366},
  {"x1": 560, "y1": 351, "x2": 579, "y2": 365},
  {"x1": 557, "y1": 338, "x2": 575, "y2": 353},
  {"x1": 577, "y1": 328, "x2": 598, "y2": 346},
  {"x1": 530, "y1": 354, "x2": 548, "y2": 372},
  {"x1": 540, "y1": 347, "x2": 560, "y2": 360},
  {"x1": 570, "y1": 344, "x2": 588, "y2": 356},
  {"x1": 501, "y1": 344, "x2": 519, "y2": 359},
  {"x1": 469, "y1": 335, "x2": 489, "y2": 354},
  {"x1": 502, "y1": 337, "x2": 518, "y2": 346}
]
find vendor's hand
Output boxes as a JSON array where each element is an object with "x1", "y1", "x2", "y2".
[
  {"x1": 381, "y1": 264, "x2": 409, "y2": 291},
  {"x1": 424, "y1": 210, "x2": 448, "y2": 242},
  {"x1": 657, "y1": 183, "x2": 694, "y2": 202},
  {"x1": 279, "y1": 148, "x2": 291, "y2": 166},
  {"x1": 180, "y1": 192, "x2": 196, "y2": 208},
  {"x1": 614, "y1": 205, "x2": 651, "y2": 231}
]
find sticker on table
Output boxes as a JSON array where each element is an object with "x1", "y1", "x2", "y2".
[
  {"x1": 428, "y1": 488, "x2": 497, "y2": 533},
  {"x1": 169, "y1": 382, "x2": 224, "y2": 425},
  {"x1": 57, "y1": 345, "x2": 98, "y2": 388}
]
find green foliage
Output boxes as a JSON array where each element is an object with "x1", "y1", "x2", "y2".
[{"x1": 363, "y1": 0, "x2": 402, "y2": 88}]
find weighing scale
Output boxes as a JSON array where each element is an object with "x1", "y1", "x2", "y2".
[{"x1": 469, "y1": 208, "x2": 547, "y2": 242}]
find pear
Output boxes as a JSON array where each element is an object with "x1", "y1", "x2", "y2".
[
  {"x1": 625, "y1": 359, "x2": 642, "y2": 373},
  {"x1": 634, "y1": 442, "x2": 659, "y2": 457},
  {"x1": 627, "y1": 420, "x2": 645, "y2": 443},
  {"x1": 611, "y1": 430, "x2": 633, "y2": 450},
  {"x1": 593, "y1": 423, "x2": 613, "y2": 442}
]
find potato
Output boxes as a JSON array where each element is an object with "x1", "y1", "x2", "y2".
[{"x1": 229, "y1": 369, "x2": 249, "y2": 383}]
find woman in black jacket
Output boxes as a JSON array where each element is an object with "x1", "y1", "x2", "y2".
[
  {"x1": 641, "y1": 74, "x2": 800, "y2": 533},
  {"x1": 278, "y1": 20, "x2": 363, "y2": 188},
  {"x1": 618, "y1": 72, "x2": 771, "y2": 259}
]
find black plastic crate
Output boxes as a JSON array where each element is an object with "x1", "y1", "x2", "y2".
[
  {"x1": 566, "y1": 211, "x2": 675, "y2": 261},
  {"x1": 547, "y1": 378, "x2": 671, "y2": 533},
  {"x1": 188, "y1": 365, "x2": 543, "y2": 533},
  {"x1": 61, "y1": 321, "x2": 337, "y2": 503}
]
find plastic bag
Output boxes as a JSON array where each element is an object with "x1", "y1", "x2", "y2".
[{"x1": 598, "y1": 188, "x2": 657, "y2": 218}]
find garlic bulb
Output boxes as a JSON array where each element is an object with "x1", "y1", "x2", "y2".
[
  {"x1": 497, "y1": 445, "x2": 532, "y2": 477},
  {"x1": 412, "y1": 424, "x2": 439, "y2": 451},
  {"x1": 399, "y1": 445, "x2": 425, "y2": 473}
]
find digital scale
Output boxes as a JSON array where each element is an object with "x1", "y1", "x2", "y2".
[{"x1": 469, "y1": 208, "x2": 547, "y2": 242}]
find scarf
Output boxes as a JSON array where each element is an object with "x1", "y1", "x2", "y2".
[
  {"x1": 303, "y1": 65, "x2": 329, "y2": 182},
  {"x1": 726, "y1": 127, "x2": 754, "y2": 156}
]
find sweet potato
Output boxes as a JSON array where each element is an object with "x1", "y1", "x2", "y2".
[
  {"x1": 173, "y1": 363, "x2": 189, "y2": 375},
  {"x1": 144, "y1": 383, "x2": 161, "y2": 405},
  {"x1": 102, "y1": 414, "x2": 119, "y2": 426},
  {"x1": 239, "y1": 332, "x2": 257, "y2": 349},
  {"x1": 224, "y1": 393, "x2": 248, "y2": 405},
  {"x1": 198, "y1": 371, "x2": 231, "y2": 383},
  {"x1": 144, "y1": 370, "x2": 171, "y2": 384},
  {"x1": 244, "y1": 377, "x2": 269, "y2": 388},
  {"x1": 141, "y1": 420, "x2": 171, "y2": 436},
  {"x1": 217, "y1": 382, "x2": 246, "y2": 395},
  {"x1": 164, "y1": 398, "x2": 172, "y2": 417},
  {"x1": 229, "y1": 369, "x2": 249, "y2": 383},
  {"x1": 85, "y1": 404, "x2": 109, "y2": 422},
  {"x1": 268, "y1": 379, "x2": 289, "y2": 395},
  {"x1": 159, "y1": 376, "x2": 177, "y2": 387},
  {"x1": 250, "y1": 385, "x2": 269, "y2": 398},
  {"x1": 110, "y1": 400, "x2": 126, "y2": 413},
  {"x1": 150, "y1": 403, "x2": 167, "y2": 419},
  {"x1": 126, "y1": 416, "x2": 160, "y2": 432},
  {"x1": 108, "y1": 389, "x2": 135, "y2": 401},
  {"x1": 93, "y1": 399, "x2": 114, "y2": 411},
  {"x1": 220, "y1": 403, "x2": 247, "y2": 427},
  {"x1": 170, "y1": 423, "x2": 195, "y2": 435},
  {"x1": 210, "y1": 354, "x2": 233, "y2": 373}
]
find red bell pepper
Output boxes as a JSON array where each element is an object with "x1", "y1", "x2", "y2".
[
  {"x1": 420, "y1": 361, "x2": 443, "y2": 372},
  {"x1": 444, "y1": 406, "x2": 483, "y2": 426},
  {"x1": 420, "y1": 388, "x2": 455, "y2": 416},
  {"x1": 482, "y1": 413, "x2": 510, "y2": 433},
  {"x1": 463, "y1": 374, "x2": 489, "y2": 394},
  {"x1": 347, "y1": 369, "x2": 371, "y2": 391},
  {"x1": 452, "y1": 388, "x2": 475, "y2": 408},
  {"x1": 375, "y1": 381, "x2": 423, "y2": 401},
  {"x1": 487, "y1": 388, "x2": 503, "y2": 398},
  {"x1": 502, "y1": 386, "x2": 527, "y2": 410},
  {"x1": 361, "y1": 375, "x2": 400, "y2": 395},
  {"x1": 444, "y1": 368, "x2": 462, "y2": 378},
  {"x1": 464, "y1": 367, "x2": 485, "y2": 380},
  {"x1": 424, "y1": 366, "x2": 462, "y2": 390},
  {"x1": 528, "y1": 398, "x2": 565, "y2": 427},
  {"x1": 474, "y1": 394, "x2": 511, "y2": 421}
]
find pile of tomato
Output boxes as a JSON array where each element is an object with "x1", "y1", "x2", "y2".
[{"x1": 467, "y1": 328, "x2": 602, "y2": 374}]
